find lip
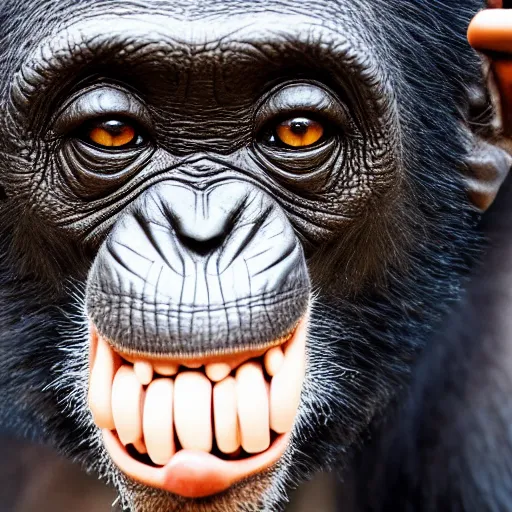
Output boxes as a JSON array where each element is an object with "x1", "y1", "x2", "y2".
[
  {"x1": 103, "y1": 429, "x2": 290, "y2": 498},
  {"x1": 115, "y1": 329, "x2": 295, "y2": 369}
]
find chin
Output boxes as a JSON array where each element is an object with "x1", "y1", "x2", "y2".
[{"x1": 113, "y1": 468, "x2": 280, "y2": 512}]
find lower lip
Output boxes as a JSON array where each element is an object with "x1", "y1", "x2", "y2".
[{"x1": 102, "y1": 429, "x2": 290, "y2": 498}]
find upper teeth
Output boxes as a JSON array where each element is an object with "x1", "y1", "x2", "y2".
[{"x1": 88, "y1": 323, "x2": 307, "y2": 467}]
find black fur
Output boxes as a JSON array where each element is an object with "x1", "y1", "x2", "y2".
[{"x1": 355, "y1": 174, "x2": 512, "y2": 512}]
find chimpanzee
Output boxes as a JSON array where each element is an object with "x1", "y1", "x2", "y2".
[{"x1": 0, "y1": 1, "x2": 509, "y2": 511}]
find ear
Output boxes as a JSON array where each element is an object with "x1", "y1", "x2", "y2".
[
  {"x1": 460, "y1": 75, "x2": 511, "y2": 212},
  {"x1": 463, "y1": 137, "x2": 511, "y2": 212}
]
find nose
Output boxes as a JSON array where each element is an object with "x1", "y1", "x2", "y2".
[
  {"x1": 170, "y1": 202, "x2": 234, "y2": 256},
  {"x1": 86, "y1": 177, "x2": 310, "y2": 355}
]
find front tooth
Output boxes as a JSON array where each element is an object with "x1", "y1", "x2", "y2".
[
  {"x1": 213, "y1": 377, "x2": 240, "y2": 454},
  {"x1": 270, "y1": 324, "x2": 307, "y2": 434},
  {"x1": 111, "y1": 366, "x2": 145, "y2": 446},
  {"x1": 264, "y1": 346, "x2": 284, "y2": 376},
  {"x1": 174, "y1": 372, "x2": 213, "y2": 452},
  {"x1": 88, "y1": 336, "x2": 120, "y2": 430},
  {"x1": 236, "y1": 362, "x2": 270, "y2": 454},
  {"x1": 154, "y1": 362, "x2": 179, "y2": 376},
  {"x1": 206, "y1": 363, "x2": 231, "y2": 382},
  {"x1": 134, "y1": 361, "x2": 153, "y2": 385},
  {"x1": 143, "y1": 378, "x2": 175, "y2": 465}
]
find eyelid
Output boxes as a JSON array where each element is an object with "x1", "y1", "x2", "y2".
[
  {"x1": 52, "y1": 86, "x2": 151, "y2": 136},
  {"x1": 255, "y1": 83, "x2": 348, "y2": 132}
]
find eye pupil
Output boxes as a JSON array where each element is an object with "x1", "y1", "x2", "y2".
[
  {"x1": 274, "y1": 117, "x2": 324, "y2": 148},
  {"x1": 87, "y1": 119, "x2": 139, "y2": 148},
  {"x1": 289, "y1": 120, "x2": 310, "y2": 135},
  {"x1": 103, "y1": 120, "x2": 127, "y2": 136}
]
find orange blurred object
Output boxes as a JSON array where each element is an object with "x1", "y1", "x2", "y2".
[{"x1": 468, "y1": 4, "x2": 512, "y2": 135}]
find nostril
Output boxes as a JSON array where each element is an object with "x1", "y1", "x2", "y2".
[{"x1": 178, "y1": 233, "x2": 226, "y2": 256}]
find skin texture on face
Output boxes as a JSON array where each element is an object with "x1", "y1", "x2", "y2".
[{"x1": 0, "y1": 0, "x2": 490, "y2": 511}]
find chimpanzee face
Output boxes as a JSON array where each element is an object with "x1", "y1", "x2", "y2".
[{"x1": 0, "y1": 0, "x2": 487, "y2": 511}]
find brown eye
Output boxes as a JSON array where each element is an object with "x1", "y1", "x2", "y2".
[
  {"x1": 86, "y1": 119, "x2": 142, "y2": 149},
  {"x1": 274, "y1": 117, "x2": 325, "y2": 148}
]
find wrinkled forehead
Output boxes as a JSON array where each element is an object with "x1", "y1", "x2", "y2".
[
  {"x1": 32, "y1": 0, "x2": 357, "y2": 30},
  {"x1": 6, "y1": 0, "x2": 385, "y2": 117},
  {"x1": 19, "y1": 0, "x2": 373, "y2": 57},
  {"x1": 3, "y1": 0, "x2": 395, "y2": 137}
]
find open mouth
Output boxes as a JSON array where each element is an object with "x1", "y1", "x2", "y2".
[{"x1": 88, "y1": 315, "x2": 308, "y2": 498}]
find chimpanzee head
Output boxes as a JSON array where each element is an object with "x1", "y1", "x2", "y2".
[{"x1": 0, "y1": 1, "x2": 507, "y2": 511}]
